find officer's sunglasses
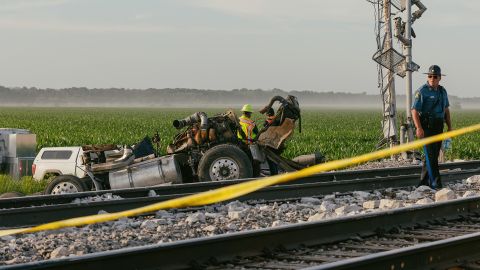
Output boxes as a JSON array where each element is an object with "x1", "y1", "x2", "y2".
[{"x1": 428, "y1": 75, "x2": 438, "y2": 79}]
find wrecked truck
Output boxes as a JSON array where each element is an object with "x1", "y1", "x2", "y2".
[{"x1": 36, "y1": 96, "x2": 324, "y2": 195}]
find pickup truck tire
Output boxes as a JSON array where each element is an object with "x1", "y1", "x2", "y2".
[
  {"x1": 198, "y1": 144, "x2": 253, "y2": 181},
  {"x1": 45, "y1": 175, "x2": 87, "y2": 195}
]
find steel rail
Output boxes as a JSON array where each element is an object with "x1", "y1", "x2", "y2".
[
  {"x1": 309, "y1": 231, "x2": 480, "y2": 270},
  {"x1": 1, "y1": 168, "x2": 479, "y2": 228},
  {"x1": 3, "y1": 187, "x2": 480, "y2": 269},
  {"x1": 1, "y1": 160, "x2": 479, "y2": 210}
]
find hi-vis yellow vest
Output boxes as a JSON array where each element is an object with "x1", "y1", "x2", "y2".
[{"x1": 237, "y1": 115, "x2": 257, "y2": 144}]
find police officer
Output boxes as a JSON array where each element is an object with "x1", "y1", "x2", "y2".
[
  {"x1": 237, "y1": 104, "x2": 258, "y2": 145},
  {"x1": 411, "y1": 65, "x2": 452, "y2": 189}
]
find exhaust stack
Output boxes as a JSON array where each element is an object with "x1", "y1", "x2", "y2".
[{"x1": 173, "y1": 112, "x2": 208, "y2": 131}]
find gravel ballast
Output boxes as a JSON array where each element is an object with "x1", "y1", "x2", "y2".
[{"x1": 2, "y1": 174, "x2": 480, "y2": 266}]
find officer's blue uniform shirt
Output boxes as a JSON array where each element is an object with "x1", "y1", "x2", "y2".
[{"x1": 412, "y1": 83, "x2": 449, "y2": 119}]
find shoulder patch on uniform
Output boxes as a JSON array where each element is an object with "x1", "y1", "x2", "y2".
[{"x1": 415, "y1": 91, "x2": 420, "y2": 99}]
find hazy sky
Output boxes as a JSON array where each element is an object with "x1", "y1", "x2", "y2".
[{"x1": 1, "y1": 0, "x2": 479, "y2": 97}]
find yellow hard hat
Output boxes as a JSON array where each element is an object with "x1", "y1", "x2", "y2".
[{"x1": 241, "y1": 104, "x2": 253, "y2": 113}]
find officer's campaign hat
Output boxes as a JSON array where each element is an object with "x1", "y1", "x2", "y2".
[{"x1": 423, "y1": 65, "x2": 446, "y2": 76}]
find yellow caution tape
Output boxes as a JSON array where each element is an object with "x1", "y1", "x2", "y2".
[{"x1": 1, "y1": 123, "x2": 480, "y2": 237}]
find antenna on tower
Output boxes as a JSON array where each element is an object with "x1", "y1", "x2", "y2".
[{"x1": 367, "y1": 0, "x2": 426, "y2": 158}]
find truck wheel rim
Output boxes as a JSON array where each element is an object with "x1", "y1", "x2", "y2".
[
  {"x1": 209, "y1": 158, "x2": 240, "y2": 181},
  {"x1": 51, "y1": 182, "x2": 79, "y2": 194}
]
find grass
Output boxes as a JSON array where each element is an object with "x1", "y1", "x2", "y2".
[{"x1": 0, "y1": 175, "x2": 48, "y2": 195}]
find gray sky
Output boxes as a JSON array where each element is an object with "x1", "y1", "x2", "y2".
[{"x1": 1, "y1": 0, "x2": 479, "y2": 97}]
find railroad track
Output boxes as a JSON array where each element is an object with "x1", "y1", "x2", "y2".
[
  {"x1": 1, "y1": 162, "x2": 480, "y2": 228},
  {"x1": 4, "y1": 189, "x2": 480, "y2": 269},
  {"x1": 2, "y1": 160, "x2": 479, "y2": 210},
  {"x1": 206, "y1": 217, "x2": 480, "y2": 269}
]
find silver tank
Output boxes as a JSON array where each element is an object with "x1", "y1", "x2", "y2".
[{"x1": 108, "y1": 155, "x2": 183, "y2": 189}]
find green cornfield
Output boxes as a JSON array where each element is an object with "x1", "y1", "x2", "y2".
[
  {"x1": 0, "y1": 107, "x2": 479, "y2": 194},
  {"x1": 0, "y1": 107, "x2": 479, "y2": 160}
]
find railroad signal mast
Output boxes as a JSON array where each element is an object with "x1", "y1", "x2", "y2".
[{"x1": 368, "y1": 0, "x2": 426, "y2": 156}]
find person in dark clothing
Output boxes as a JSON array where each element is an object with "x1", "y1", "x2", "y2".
[
  {"x1": 411, "y1": 65, "x2": 453, "y2": 189},
  {"x1": 260, "y1": 107, "x2": 278, "y2": 175},
  {"x1": 263, "y1": 107, "x2": 277, "y2": 129}
]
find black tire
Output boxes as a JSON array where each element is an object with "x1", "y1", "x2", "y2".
[
  {"x1": 198, "y1": 144, "x2": 253, "y2": 181},
  {"x1": 45, "y1": 175, "x2": 87, "y2": 195}
]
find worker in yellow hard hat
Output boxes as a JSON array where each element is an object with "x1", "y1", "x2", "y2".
[{"x1": 237, "y1": 104, "x2": 258, "y2": 145}]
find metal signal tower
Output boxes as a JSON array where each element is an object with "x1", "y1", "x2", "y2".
[{"x1": 367, "y1": 0, "x2": 426, "y2": 156}]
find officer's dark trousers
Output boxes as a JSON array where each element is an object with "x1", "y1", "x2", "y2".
[{"x1": 418, "y1": 118, "x2": 445, "y2": 189}]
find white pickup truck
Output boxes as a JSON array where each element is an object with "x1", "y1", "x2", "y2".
[
  {"x1": 33, "y1": 147, "x2": 87, "y2": 180},
  {"x1": 33, "y1": 147, "x2": 89, "y2": 194},
  {"x1": 33, "y1": 142, "x2": 183, "y2": 195}
]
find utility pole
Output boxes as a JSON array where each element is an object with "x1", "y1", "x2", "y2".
[
  {"x1": 404, "y1": 0, "x2": 415, "y2": 143},
  {"x1": 395, "y1": 0, "x2": 426, "y2": 153},
  {"x1": 382, "y1": 0, "x2": 398, "y2": 148},
  {"x1": 369, "y1": 0, "x2": 426, "y2": 158},
  {"x1": 372, "y1": 0, "x2": 399, "y2": 150},
  {"x1": 403, "y1": 0, "x2": 427, "y2": 144}
]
